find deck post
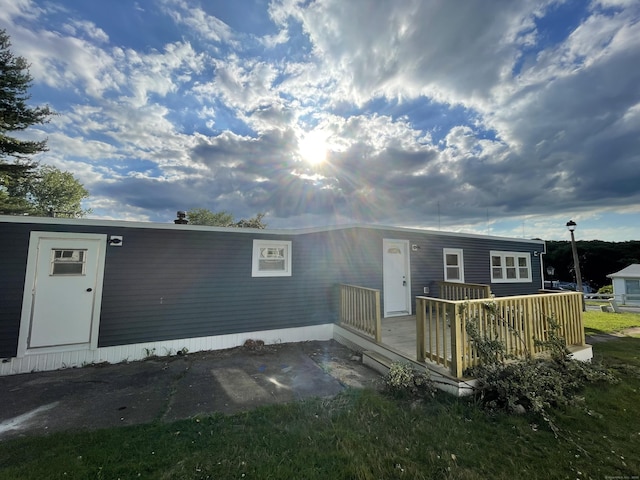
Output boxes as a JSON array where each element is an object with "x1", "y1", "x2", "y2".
[
  {"x1": 449, "y1": 303, "x2": 464, "y2": 378},
  {"x1": 339, "y1": 285, "x2": 345, "y2": 327},
  {"x1": 416, "y1": 297, "x2": 426, "y2": 362},
  {"x1": 374, "y1": 289, "x2": 382, "y2": 343},
  {"x1": 524, "y1": 296, "x2": 535, "y2": 358}
]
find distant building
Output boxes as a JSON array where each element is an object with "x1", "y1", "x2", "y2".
[{"x1": 607, "y1": 264, "x2": 640, "y2": 306}]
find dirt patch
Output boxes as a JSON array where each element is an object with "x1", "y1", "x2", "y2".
[{"x1": 179, "y1": 339, "x2": 384, "y2": 391}]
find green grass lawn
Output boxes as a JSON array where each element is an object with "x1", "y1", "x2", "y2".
[
  {"x1": 1, "y1": 339, "x2": 639, "y2": 480},
  {"x1": 583, "y1": 309, "x2": 640, "y2": 335}
]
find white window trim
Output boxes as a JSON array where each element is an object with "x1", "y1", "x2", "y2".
[
  {"x1": 490, "y1": 251, "x2": 532, "y2": 283},
  {"x1": 252, "y1": 239, "x2": 292, "y2": 277},
  {"x1": 443, "y1": 248, "x2": 465, "y2": 283}
]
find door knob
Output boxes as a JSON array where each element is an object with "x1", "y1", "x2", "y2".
[
  {"x1": 403, "y1": 280, "x2": 407, "y2": 286},
  {"x1": 86, "y1": 288, "x2": 93, "y2": 292}
]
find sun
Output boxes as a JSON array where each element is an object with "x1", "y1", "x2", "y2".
[{"x1": 298, "y1": 130, "x2": 328, "y2": 166}]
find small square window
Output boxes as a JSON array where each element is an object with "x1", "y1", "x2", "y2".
[
  {"x1": 51, "y1": 249, "x2": 86, "y2": 276},
  {"x1": 252, "y1": 240, "x2": 292, "y2": 277}
]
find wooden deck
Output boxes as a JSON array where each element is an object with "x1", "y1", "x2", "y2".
[
  {"x1": 381, "y1": 315, "x2": 455, "y2": 362},
  {"x1": 337, "y1": 284, "x2": 592, "y2": 391},
  {"x1": 334, "y1": 317, "x2": 471, "y2": 396},
  {"x1": 381, "y1": 315, "x2": 422, "y2": 360},
  {"x1": 379, "y1": 312, "x2": 593, "y2": 364}
]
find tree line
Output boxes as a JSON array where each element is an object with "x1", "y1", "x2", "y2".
[{"x1": 544, "y1": 240, "x2": 640, "y2": 290}]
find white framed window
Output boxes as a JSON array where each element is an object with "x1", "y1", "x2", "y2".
[
  {"x1": 252, "y1": 240, "x2": 292, "y2": 277},
  {"x1": 490, "y1": 251, "x2": 532, "y2": 283},
  {"x1": 443, "y1": 248, "x2": 464, "y2": 282},
  {"x1": 50, "y1": 249, "x2": 87, "y2": 276},
  {"x1": 625, "y1": 279, "x2": 640, "y2": 295}
]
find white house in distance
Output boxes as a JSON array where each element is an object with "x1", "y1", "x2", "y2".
[{"x1": 607, "y1": 264, "x2": 640, "y2": 306}]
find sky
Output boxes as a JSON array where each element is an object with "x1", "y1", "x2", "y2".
[{"x1": 1, "y1": 0, "x2": 639, "y2": 242}]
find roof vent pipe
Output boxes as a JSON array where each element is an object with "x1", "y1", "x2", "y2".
[{"x1": 174, "y1": 211, "x2": 188, "y2": 224}]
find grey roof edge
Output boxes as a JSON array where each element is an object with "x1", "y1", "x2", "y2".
[
  {"x1": 607, "y1": 264, "x2": 640, "y2": 278},
  {"x1": 0, "y1": 215, "x2": 545, "y2": 245}
]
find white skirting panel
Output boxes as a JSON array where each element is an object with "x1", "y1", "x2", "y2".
[
  {"x1": 0, "y1": 324, "x2": 335, "y2": 376},
  {"x1": 569, "y1": 344, "x2": 593, "y2": 362}
]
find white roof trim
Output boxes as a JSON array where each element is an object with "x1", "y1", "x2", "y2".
[{"x1": 0, "y1": 215, "x2": 545, "y2": 245}]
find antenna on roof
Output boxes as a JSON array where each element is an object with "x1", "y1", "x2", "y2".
[{"x1": 486, "y1": 208, "x2": 489, "y2": 235}]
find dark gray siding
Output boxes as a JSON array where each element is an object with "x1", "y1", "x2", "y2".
[
  {"x1": 0, "y1": 223, "x2": 32, "y2": 357},
  {"x1": 98, "y1": 228, "x2": 343, "y2": 347}
]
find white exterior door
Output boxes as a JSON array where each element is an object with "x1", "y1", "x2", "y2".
[
  {"x1": 383, "y1": 239, "x2": 411, "y2": 317},
  {"x1": 19, "y1": 232, "x2": 106, "y2": 354}
]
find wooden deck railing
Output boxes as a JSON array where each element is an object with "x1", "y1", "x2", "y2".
[
  {"x1": 416, "y1": 291, "x2": 585, "y2": 378},
  {"x1": 339, "y1": 284, "x2": 382, "y2": 342},
  {"x1": 439, "y1": 281, "x2": 492, "y2": 300}
]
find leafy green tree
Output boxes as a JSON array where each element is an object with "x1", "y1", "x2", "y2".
[
  {"x1": 0, "y1": 28, "x2": 55, "y2": 213},
  {"x1": 186, "y1": 208, "x2": 267, "y2": 228},
  {"x1": 187, "y1": 209, "x2": 235, "y2": 226},
  {"x1": 28, "y1": 165, "x2": 90, "y2": 217}
]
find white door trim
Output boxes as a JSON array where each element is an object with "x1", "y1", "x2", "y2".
[
  {"x1": 17, "y1": 231, "x2": 107, "y2": 358},
  {"x1": 382, "y1": 238, "x2": 411, "y2": 317}
]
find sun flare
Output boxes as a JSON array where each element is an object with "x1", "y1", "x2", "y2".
[{"x1": 298, "y1": 131, "x2": 328, "y2": 166}]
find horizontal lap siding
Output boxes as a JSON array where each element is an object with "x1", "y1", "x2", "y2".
[
  {"x1": 425, "y1": 236, "x2": 543, "y2": 297},
  {"x1": 0, "y1": 224, "x2": 32, "y2": 357},
  {"x1": 0, "y1": 223, "x2": 340, "y2": 351},
  {"x1": 98, "y1": 229, "x2": 337, "y2": 347},
  {"x1": 333, "y1": 229, "x2": 544, "y2": 310}
]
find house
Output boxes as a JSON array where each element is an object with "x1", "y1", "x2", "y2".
[
  {"x1": 0, "y1": 215, "x2": 547, "y2": 377},
  {"x1": 607, "y1": 264, "x2": 640, "y2": 306}
]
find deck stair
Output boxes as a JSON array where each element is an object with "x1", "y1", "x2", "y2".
[{"x1": 362, "y1": 350, "x2": 394, "y2": 375}]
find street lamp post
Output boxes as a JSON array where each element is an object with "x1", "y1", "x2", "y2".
[
  {"x1": 566, "y1": 220, "x2": 585, "y2": 310},
  {"x1": 546, "y1": 265, "x2": 555, "y2": 290}
]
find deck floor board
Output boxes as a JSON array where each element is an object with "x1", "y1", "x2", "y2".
[
  {"x1": 381, "y1": 315, "x2": 453, "y2": 361},
  {"x1": 382, "y1": 315, "x2": 416, "y2": 360}
]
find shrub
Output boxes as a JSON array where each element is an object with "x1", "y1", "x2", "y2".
[
  {"x1": 463, "y1": 303, "x2": 617, "y2": 422},
  {"x1": 598, "y1": 284, "x2": 613, "y2": 294},
  {"x1": 384, "y1": 362, "x2": 436, "y2": 399},
  {"x1": 472, "y1": 357, "x2": 617, "y2": 415}
]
